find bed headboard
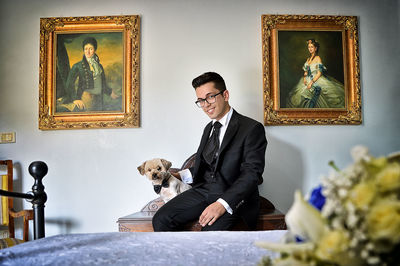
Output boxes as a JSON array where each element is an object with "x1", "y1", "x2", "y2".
[{"x1": 0, "y1": 161, "x2": 48, "y2": 240}]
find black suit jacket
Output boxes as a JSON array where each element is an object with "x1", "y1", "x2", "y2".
[{"x1": 190, "y1": 109, "x2": 267, "y2": 229}]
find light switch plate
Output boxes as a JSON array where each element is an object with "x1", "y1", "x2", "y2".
[{"x1": 0, "y1": 132, "x2": 16, "y2": 144}]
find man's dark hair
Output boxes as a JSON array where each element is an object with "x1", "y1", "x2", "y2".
[
  {"x1": 192, "y1": 72, "x2": 226, "y2": 92},
  {"x1": 82, "y1": 37, "x2": 98, "y2": 51}
]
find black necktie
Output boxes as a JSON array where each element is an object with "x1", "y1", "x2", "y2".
[{"x1": 203, "y1": 121, "x2": 222, "y2": 165}]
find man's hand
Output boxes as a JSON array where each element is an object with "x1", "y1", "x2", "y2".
[
  {"x1": 111, "y1": 90, "x2": 119, "y2": 99},
  {"x1": 73, "y1": 100, "x2": 85, "y2": 110},
  {"x1": 199, "y1": 201, "x2": 226, "y2": 227}
]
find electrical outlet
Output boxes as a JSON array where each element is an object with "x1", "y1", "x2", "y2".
[{"x1": 0, "y1": 132, "x2": 16, "y2": 144}]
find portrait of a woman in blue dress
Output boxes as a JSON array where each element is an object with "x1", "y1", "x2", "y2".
[{"x1": 286, "y1": 39, "x2": 345, "y2": 109}]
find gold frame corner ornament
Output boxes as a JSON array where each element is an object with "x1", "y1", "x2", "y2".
[
  {"x1": 261, "y1": 14, "x2": 361, "y2": 126},
  {"x1": 38, "y1": 15, "x2": 140, "y2": 130}
]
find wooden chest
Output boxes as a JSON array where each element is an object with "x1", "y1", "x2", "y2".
[{"x1": 117, "y1": 197, "x2": 286, "y2": 232}]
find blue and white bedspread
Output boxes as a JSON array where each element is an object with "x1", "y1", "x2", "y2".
[{"x1": 0, "y1": 230, "x2": 286, "y2": 265}]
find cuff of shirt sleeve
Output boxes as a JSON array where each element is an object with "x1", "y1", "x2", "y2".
[
  {"x1": 217, "y1": 198, "x2": 233, "y2": 215},
  {"x1": 178, "y1": 169, "x2": 193, "y2": 184}
]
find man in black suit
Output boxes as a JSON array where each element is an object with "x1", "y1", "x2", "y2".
[{"x1": 152, "y1": 72, "x2": 267, "y2": 231}]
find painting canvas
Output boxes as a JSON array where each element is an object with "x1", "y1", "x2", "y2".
[
  {"x1": 55, "y1": 32, "x2": 124, "y2": 113},
  {"x1": 262, "y1": 15, "x2": 362, "y2": 125},
  {"x1": 278, "y1": 31, "x2": 345, "y2": 109},
  {"x1": 39, "y1": 15, "x2": 140, "y2": 130}
]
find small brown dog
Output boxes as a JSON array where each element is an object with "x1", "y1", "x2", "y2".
[{"x1": 137, "y1": 158, "x2": 191, "y2": 203}]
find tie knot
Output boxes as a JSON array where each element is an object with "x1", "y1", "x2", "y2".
[{"x1": 213, "y1": 121, "x2": 222, "y2": 130}]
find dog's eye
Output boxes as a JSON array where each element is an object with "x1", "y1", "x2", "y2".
[
  {"x1": 157, "y1": 166, "x2": 161, "y2": 171},
  {"x1": 147, "y1": 169, "x2": 151, "y2": 172}
]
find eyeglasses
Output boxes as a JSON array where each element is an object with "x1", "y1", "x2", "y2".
[{"x1": 195, "y1": 90, "x2": 226, "y2": 108}]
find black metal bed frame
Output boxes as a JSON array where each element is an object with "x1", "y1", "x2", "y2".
[{"x1": 0, "y1": 161, "x2": 48, "y2": 240}]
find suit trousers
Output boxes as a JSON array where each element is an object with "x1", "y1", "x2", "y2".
[{"x1": 152, "y1": 185, "x2": 239, "y2": 231}]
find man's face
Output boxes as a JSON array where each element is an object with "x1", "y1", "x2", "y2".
[
  {"x1": 195, "y1": 82, "x2": 230, "y2": 121},
  {"x1": 84, "y1": 43, "x2": 95, "y2": 59}
]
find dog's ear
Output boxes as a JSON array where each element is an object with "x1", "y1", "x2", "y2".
[
  {"x1": 137, "y1": 161, "x2": 146, "y2": 175},
  {"x1": 161, "y1": 159, "x2": 172, "y2": 170}
]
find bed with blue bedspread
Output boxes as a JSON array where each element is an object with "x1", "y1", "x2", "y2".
[{"x1": 0, "y1": 230, "x2": 285, "y2": 265}]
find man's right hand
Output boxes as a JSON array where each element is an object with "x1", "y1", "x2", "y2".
[{"x1": 73, "y1": 100, "x2": 85, "y2": 110}]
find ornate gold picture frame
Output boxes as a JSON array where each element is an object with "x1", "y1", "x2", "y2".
[
  {"x1": 262, "y1": 15, "x2": 361, "y2": 125},
  {"x1": 39, "y1": 15, "x2": 140, "y2": 130}
]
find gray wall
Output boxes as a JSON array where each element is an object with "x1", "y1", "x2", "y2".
[{"x1": 0, "y1": 0, "x2": 399, "y2": 237}]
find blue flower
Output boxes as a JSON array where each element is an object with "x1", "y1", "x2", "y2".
[{"x1": 308, "y1": 185, "x2": 326, "y2": 211}]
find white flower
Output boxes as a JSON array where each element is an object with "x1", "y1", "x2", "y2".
[
  {"x1": 255, "y1": 241, "x2": 314, "y2": 254},
  {"x1": 257, "y1": 147, "x2": 400, "y2": 266},
  {"x1": 345, "y1": 202, "x2": 358, "y2": 228},
  {"x1": 367, "y1": 256, "x2": 380, "y2": 265},
  {"x1": 338, "y1": 188, "x2": 348, "y2": 198},
  {"x1": 350, "y1": 145, "x2": 371, "y2": 162},
  {"x1": 285, "y1": 190, "x2": 327, "y2": 242}
]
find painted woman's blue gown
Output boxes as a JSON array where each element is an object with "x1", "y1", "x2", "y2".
[{"x1": 286, "y1": 62, "x2": 345, "y2": 108}]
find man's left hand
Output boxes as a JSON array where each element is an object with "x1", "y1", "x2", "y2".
[{"x1": 199, "y1": 201, "x2": 226, "y2": 227}]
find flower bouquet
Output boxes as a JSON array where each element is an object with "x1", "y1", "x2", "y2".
[{"x1": 256, "y1": 146, "x2": 400, "y2": 266}]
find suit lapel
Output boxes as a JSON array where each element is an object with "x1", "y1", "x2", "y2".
[
  {"x1": 194, "y1": 121, "x2": 213, "y2": 177},
  {"x1": 199, "y1": 121, "x2": 213, "y2": 154}
]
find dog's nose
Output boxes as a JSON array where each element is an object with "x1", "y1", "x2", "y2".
[{"x1": 152, "y1": 173, "x2": 157, "y2": 178}]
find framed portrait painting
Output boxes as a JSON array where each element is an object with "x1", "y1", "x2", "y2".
[
  {"x1": 262, "y1": 15, "x2": 362, "y2": 125},
  {"x1": 39, "y1": 15, "x2": 140, "y2": 130}
]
